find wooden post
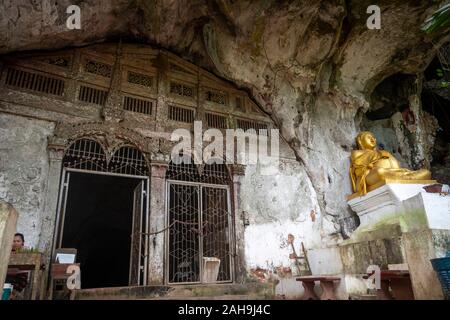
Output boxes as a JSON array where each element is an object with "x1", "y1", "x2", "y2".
[{"x1": 0, "y1": 201, "x2": 18, "y2": 298}]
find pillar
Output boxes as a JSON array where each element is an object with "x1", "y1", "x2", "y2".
[
  {"x1": 147, "y1": 161, "x2": 169, "y2": 285},
  {"x1": 230, "y1": 164, "x2": 247, "y2": 283},
  {"x1": 38, "y1": 147, "x2": 64, "y2": 261},
  {"x1": 38, "y1": 146, "x2": 64, "y2": 298}
]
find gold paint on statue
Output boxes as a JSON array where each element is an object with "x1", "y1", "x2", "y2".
[{"x1": 349, "y1": 131, "x2": 435, "y2": 198}]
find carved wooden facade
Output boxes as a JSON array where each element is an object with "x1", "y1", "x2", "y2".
[
  {"x1": 0, "y1": 42, "x2": 272, "y2": 158},
  {"x1": 0, "y1": 43, "x2": 268, "y2": 287}
]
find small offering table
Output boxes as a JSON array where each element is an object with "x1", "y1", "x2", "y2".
[
  {"x1": 296, "y1": 275, "x2": 341, "y2": 300},
  {"x1": 364, "y1": 270, "x2": 414, "y2": 300}
]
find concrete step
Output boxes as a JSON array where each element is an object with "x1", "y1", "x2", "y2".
[
  {"x1": 73, "y1": 282, "x2": 275, "y2": 300},
  {"x1": 348, "y1": 294, "x2": 377, "y2": 300}
]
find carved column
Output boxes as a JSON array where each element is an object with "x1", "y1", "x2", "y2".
[
  {"x1": 39, "y1": 145, "x2": 65, "y2": 259},
  {"x1": 64, "y1": 48, "x2": 82, "y2": 102},
  {"x1": 38, "y1": 143, "x2": 65, "y2": 298},
  {"x1": 147, "y1": 160, "x2": 169, "y2": 285},
  {"x1": 196, "y1": 67, "x2": 206, "y2": 125},
  {"x1": 155, "y1": 52, "x2": 169, "y2": 132},
  {"x1": 229, "y1": 164, "x2": 247, "y2": 283},
  {"x1": 103, "y1": 42, "x2": 125, "y2": 122}
]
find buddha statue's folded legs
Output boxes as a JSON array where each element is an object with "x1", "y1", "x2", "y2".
[{"x1": 366, "y1": 167, "x2": 432, "y2": 186}]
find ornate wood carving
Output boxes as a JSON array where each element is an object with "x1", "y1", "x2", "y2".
[
  {"x1": 103, "y1": 42, "x2": 124, "y2": 122},
  {"x1": 48, "y1": 121, "x2": 175, "y2": 165}
]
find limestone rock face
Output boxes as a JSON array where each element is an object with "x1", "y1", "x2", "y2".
[{"x1": 1, "y1": 0, "x2": 449, "y2": 244}]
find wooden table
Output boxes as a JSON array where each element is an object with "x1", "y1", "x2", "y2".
[
  {"x1": 364, "y1": 270, "x2": 414, "y2": 300},
  {"x1": 296, "y1": 275, "x2": 341, "y2": 300},
  {"x1": 8, "y1": 252, "x2": 45, "y2": 300}
]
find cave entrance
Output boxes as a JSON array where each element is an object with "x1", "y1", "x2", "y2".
[{"x1": 54, "y1": 139, "x2": 150, "y2": 289}]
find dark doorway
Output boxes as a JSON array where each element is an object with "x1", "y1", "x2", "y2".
[{"x1": 61, "y1": 171, "x2": 143, "y2": 289}]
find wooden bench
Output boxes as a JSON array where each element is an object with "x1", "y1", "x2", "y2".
[
  {"x1": 296, "y1": 275, "x2": 341, "y2": 300},
  {"x1": 364, "y1": 270, "x2": 414, "y2": 300}
]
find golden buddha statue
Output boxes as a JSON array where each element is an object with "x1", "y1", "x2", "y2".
[{"x1": 350, "y1": 131, "x2": 434, "y2": 196}]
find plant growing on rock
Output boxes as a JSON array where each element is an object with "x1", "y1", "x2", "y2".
[{"x1": 422, "y1": 4, "x2": 450, "y2": 34}]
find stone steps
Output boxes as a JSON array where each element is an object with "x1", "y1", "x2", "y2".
[
  {"x1": 348, "y1": 294, "x2": 377, "y2": 300},
  {"x1": 73, "y1": 282, "x2": 275, "y2": 300}
]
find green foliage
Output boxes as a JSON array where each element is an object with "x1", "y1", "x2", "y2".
[
  {"x1": 15, "y1": 247, "x2": 39, "y2": 253},
  {"x1": 422, "y1": 4, "x2": 450, "y2": 34},
  {"x1": 435, "y1": 68, "x2": 450, "y2": 88}
]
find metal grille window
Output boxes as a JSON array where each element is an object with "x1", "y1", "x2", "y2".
[
  {"x1": 127, "y1": 72, "x2": 153, "y2": 87},
  {"x1": 201, "y1": 163, "x2": 230, "y2": 185},
  {"x1": 78, "y1": 85, "x2": 108, "y2": 106},
  {"x1": 63, "y1": 139, "x2": 149, "y2": 176},
  {"x1": 123, "y1": 96, "x2": 153, "y2": 115},
  {"x1": 166, "y1": 162, "x2": 230, "y2": 184},
  {"x1": 63, "y1": 139, "x2": 107, "y2": 172},
  {"x1": 5, "y1": 67, "x2": 65, "y2": 96},
  {"x1": 170, "y1": 81, "x2": 195, "y2": 98},
  {"x1": 169, "y1": 105, "x2": 195, "y2": 123},
  {"x1": 166, "y1": 162, "x2": 200, "y2": 182},
  {"x1": 166, "y1": 162, "x2": 232, "y2": 284},
  {"x1": 108, "y1": 146, "x2": 149, "y2": 176},
  {"x1": 236, "y1": 118, "x2": 268, "y2": 133},
  {"x1": 84, "y1": 60, "x2": 112, "y2": 78},
  {"x1": 206, "y1": 112, "x2": 227, "y2": 129}
]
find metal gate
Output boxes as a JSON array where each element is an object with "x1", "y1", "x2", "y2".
[
  {"x1": 166, "y1": 162, "x2": 233, "y2": 284},
  {"x1": 54, "y1": 138, "x2": 150, "y2": 286}
]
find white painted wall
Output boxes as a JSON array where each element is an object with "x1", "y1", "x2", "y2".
[{"x1": 240, "y1": 158, "x2": 322, "y2": 271}]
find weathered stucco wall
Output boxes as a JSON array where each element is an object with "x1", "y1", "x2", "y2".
[
  {"x1": 241, "y1": 155, "x2": 321, "y2": 271},
  {"x1": 0, "y1": 113, "x2": 55, "y2": 248}
]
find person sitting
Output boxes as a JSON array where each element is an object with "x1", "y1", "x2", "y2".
[
  {"x1": 6, "y1": 233, "x2": 30, "y2": 299},
  {"x1": 12, "y1": 232, "x2": 26, "y2": 252}
]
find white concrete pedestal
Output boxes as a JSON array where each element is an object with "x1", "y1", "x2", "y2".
[
  {"x1": 347, "y1": 183, "x2": 437, "y2": 231},
  {"x1": 344, "y1": 183, "x2": 450, "y2": 299}
]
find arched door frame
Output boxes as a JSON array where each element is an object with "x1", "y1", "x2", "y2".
[{"x1": 45, "y1": 121, "x2": 168, "y2": 289}]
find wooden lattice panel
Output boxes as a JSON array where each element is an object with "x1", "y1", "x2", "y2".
[{"x1": 5, "y1": 67, "x2": 65, "y2": 96}]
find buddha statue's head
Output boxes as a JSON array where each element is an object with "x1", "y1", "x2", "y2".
[{"x1": 356, "y1": 131, "x2": 377, "y2": 150}]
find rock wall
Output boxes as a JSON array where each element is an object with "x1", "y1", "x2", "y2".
[{"x1": 0, "y1": 113, "x2": 55, "y2": 248}]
